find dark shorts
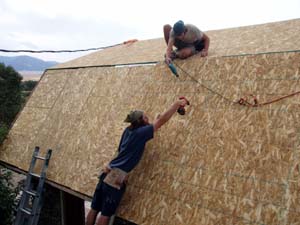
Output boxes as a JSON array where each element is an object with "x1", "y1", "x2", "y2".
[
  {"x1": 91, "y1": 173, "x2": 126, "y2": 217},
  {"x1": 174, "y1": 39, "x2": 205, "y2": 52}
]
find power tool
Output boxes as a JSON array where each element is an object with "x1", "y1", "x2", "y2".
[
  {"x1": 168, "y1": 63, "x2": 179, "y2": 77},
  {"x1": 177, "y1": 96, "x2": 190, "y2": 115}
]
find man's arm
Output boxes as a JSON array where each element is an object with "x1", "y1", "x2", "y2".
[
  {"x1": 153, "y1": 99, "x2": 188, "y2": 132},
  {"x1": 200, "y1": 33, "x2": 210, "y2": 57},
  {"x1": 165, "y1": 38, "x2": 175, "y2": 64}
]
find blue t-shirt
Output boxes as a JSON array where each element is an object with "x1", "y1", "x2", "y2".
[{"x1": 109, "y1": 125, "x2": 154, "y2": 173}]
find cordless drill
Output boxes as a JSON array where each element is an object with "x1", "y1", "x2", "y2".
[{"x1": 177, "y1": 96, "x2": 190, "y2": 115}]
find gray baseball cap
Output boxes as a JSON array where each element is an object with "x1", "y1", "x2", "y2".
[{"x1": 124, "y1": 110, "x2": 144, "y2": 123}]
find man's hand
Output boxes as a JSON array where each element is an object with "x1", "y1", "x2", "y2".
[
  {"x1": 200, "y1": 49, "x2": 208, "y2": 57},
  {"x1": 165, "y1": 55, "x2": 172, "y2": 65},
  {"x1": 178, "y1": 98, "x2": 189, "y2": 108},
  {"x1": 153, "y1": 98, "x2": 189, "y2": 132}
]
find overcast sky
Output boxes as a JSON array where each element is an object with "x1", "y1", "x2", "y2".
[{"x1": 0, "y1": 0, "x2": 299, "y2": 62}]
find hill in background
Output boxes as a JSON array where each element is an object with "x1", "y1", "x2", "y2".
[
  {"x1": 0, "y1": 55, "x2": 59, "y2": 81},
  {"x1": 0, "y1": 55, "x2": 58, "y2": 71}
]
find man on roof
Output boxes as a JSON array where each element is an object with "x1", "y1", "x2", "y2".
[
  {"x1": 164, "y1": 20, "x2": 210, "y2": 64},
  {"x1": 86, "y1": 98, "x2": 189, "y2": 225}
]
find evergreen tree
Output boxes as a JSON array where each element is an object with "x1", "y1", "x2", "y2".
[
  {"x1": 21, "y1": 80, "x2": 38, "y2": 92},
  {"x1": 0, "y1": 63, "x2": 23, "y2": 126}
]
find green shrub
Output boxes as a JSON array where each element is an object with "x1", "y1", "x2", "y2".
[
  {"x1": 0, "y1": 123, "x2": 8, "y2": 144},
  {"x1": 0, "y1": 167, "x2": 19, "y2": 225},
  {"x1": 21, "y1": 80, "x2": 38, "y2": 92}
]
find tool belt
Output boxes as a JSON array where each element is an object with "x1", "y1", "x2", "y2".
[{"x1": 102, "y1": 166, "x2": 128, "y2": 190}]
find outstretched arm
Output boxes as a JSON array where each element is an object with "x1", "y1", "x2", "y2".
[
  {"x1": 165, "y1": 38, "x2": 175, "y2": 64},
  {"x1": 153, "y1": 99, "x2": 188, "y2": 132}
]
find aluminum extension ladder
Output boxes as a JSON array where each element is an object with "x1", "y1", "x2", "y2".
[{"x1": 14, "y1": 146, "x2": 52, "y2": 225}]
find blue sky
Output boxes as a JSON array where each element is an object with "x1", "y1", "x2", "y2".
[{"x1": 0, "y1": 0, "x2": 299, "y2": 62}]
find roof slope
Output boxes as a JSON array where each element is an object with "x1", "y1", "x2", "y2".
[
  {"x1": 53, "y1": 19, "x2": 300, "y2": 68},
  {"x1": 1, "y1": 19, "x2": 300, "y2": 224}
]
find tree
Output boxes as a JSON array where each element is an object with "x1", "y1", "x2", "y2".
[
  {"x1": 21, "y1": 80, "x2": 38, "y2": 98},
  {"x1": 0, "y1": 63, "x2": 23, "y2": 126},
  {"x1": 0, "y1": 123, "x2": 8, "y2": 144},
  {"x1": 0, "y1": 63, "x2": 23, "y2": 225},
  {"x1": 21, "y1": 80, "x2": 38, "y2": 92}
]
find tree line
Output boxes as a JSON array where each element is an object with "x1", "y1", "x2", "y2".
[{"x1": 0, "y1": 62, "x2": 38, "y2": 225}]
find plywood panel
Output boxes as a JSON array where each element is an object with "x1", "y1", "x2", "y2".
[
  {"x1": 1, "y1": 51, "x2": 300, "y2": 224},
  {"x1": 26, "y1": 70, "x2": 70, "y2": 108},
  {"x1": 53, "y1": 19, "x2": 300, "y2": 69}
]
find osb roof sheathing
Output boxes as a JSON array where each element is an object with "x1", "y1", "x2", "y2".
[
  {"x1": 1, "y1": 19, "x2": 300, "y2": 224},
  {"x1": 53, "y1": 18, "x2": 300, "y2": 69}
]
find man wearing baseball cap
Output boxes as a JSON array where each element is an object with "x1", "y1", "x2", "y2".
[
  {"x1": 164, "y1": 20, "x2": 210, "y2": 64},
  {"x1": 86, "y1": 98, "x2": 189, "y2": 225}
]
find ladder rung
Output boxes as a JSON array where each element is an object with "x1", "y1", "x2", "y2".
[
  {"x1": 14, "y1": 147, "x2": 52, "y2": 225},
  {"x1": 20, "y1": 208, "x2": 33, "y2": 215},
  {"x1": 35, "y1": 156, "x2": 46, "y2": 160},
  {"x1": 25, "y1": 190, "x2": 38, "y2": 197},
  {"x1": 30, "y1": 173, "x2": 41, "y2": 178}
]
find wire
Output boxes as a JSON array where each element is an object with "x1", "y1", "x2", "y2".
[
  {"x1": 0, "y1": 39, "x2": 139, "y2": 54},
  {"x1": 0, "y1": 43, "x2": 123, "y2": 53},
  {"x1": 174, "y1": 62, "x2": 236, "y2": 104},
  {"x1": 173, "y1": 61, "x2": 300, "y2": 107}
]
